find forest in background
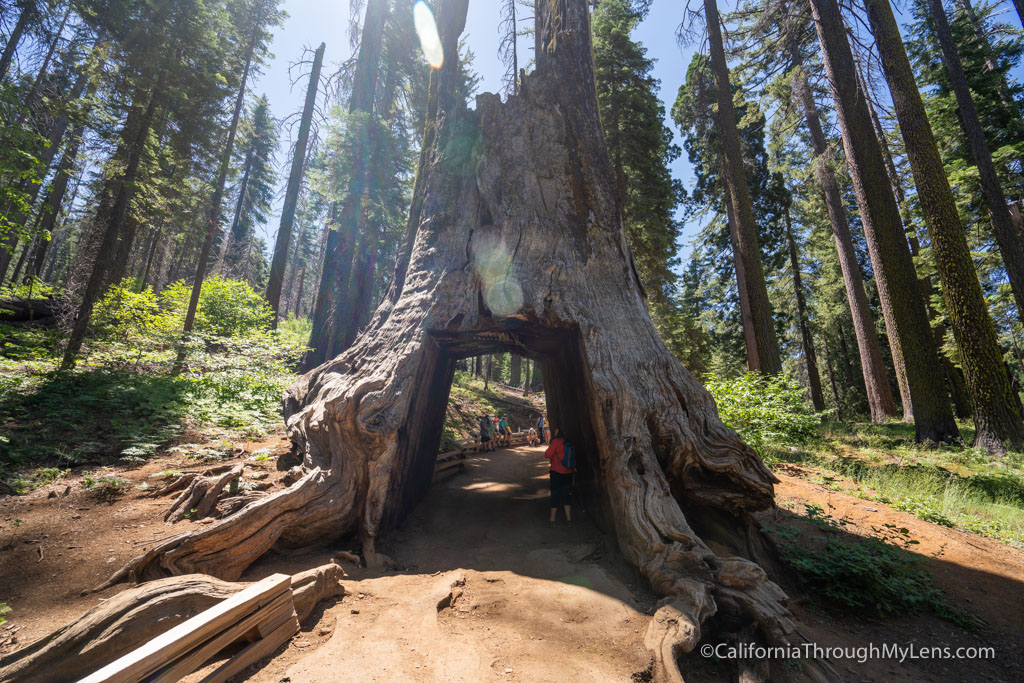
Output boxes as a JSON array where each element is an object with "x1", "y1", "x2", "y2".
[{"x1": 2, "y1": 0, "x2": 1024, "y2": 552}]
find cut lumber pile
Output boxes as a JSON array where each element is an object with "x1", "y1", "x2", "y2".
[
  {"x1": 0, "y1": 564, "x2": 343, "y2": 683},
  {"x1": 78, "y1": 573, "x2": 298, "y2": 683}
]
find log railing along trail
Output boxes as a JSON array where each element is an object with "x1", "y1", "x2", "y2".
[{"x1": 433, "y1": 431, "x2": 533, "y2": 478}]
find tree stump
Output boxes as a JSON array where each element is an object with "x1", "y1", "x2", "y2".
[{"x1": 99, "y1": 1, "x2": 810, "y2": 676}]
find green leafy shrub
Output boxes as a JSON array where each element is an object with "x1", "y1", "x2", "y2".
[
  {"x1": 705, "y1": 372, "x2": 820, "y2": 453},
  {"x1": 159, "y1": 276, "x2": 272, "y2": 338},
  {"x1": 765, "y1": 504, "x2": 972, "y2": 627}
]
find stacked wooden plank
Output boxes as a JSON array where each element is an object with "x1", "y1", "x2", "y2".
[{"x1": 78, "y1": 574, "x2": 298, "y2": 683}]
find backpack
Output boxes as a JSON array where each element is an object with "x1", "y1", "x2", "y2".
[{"x1": 561, "y1": 441, "x2": 576, "y2": 470}]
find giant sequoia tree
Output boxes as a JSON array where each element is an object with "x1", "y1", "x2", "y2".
[{"x1": 100, "y1": 1, "x2": 809, "y2": 674}]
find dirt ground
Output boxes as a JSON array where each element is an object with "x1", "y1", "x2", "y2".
[{"x1": 2, "y1": 443, "x2": 1024, "y2": 681}]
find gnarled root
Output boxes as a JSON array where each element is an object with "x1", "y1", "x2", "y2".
[
  {"x1": 164, "y1": 464, "x2": 243, "y2": 523},
  {"x1": 1, "y1": 564, "x2": 344, "y2": 683},
  {"x1": 91, "y1": 468, "x2": 354, "y2": 592}
]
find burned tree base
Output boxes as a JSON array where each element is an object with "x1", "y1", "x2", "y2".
[{"x1": 98, "y1": 1, "x2": 808, "y2": 677}]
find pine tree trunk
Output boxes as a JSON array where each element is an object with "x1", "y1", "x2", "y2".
[
  {"x1": 723, "y1": 174, "x2": 760, "y2": 372},
  {"x1": 957, "y1": 0, "x2": 1017, "y2": 108},
  {"x1": 224, "y1": 145, "x2": 255, "y2": 274},
  {"x1": 785, "y1": 208, "x2": 825, "y2": 411},
  {"x1": 267, "y1": 42, "x2": 325, "y2": 324},
  {"x1": 306, "y1": 0, "x2": 388, "y2": 368},
  {"x1": 0, "y1": 4, "x2": 31, "y2": 81},
  {"x1": 790, "y1": 55, "x2": 898, "y2": 422},
  {"x1": 27, "y1": 117, "x2": 86, "y2": 281},
  {"x1": 705, "y1": 0, "x2": 782, "y2": 374},
  {"x1": 1014, "y1": 0, "x2": 1024, "y2": 29},
  {"x1": 865, "y1": 0, "x2": 1024, "y2": 452},
  {"x1": 807, "y1": 0, "x2": 960, "y2": 443},
  {"x1": 101, "y1": 3, "x2": 811, "y2": 669},
  {"x1": 510, "y1": 353, "x2": 522, "y2": 386},
  {"x1": 926, "y1": 0, "x2": 1024, "y2": 326},
  {"x1": 174, "y1": 18, "x2": 262, "y2": 368},
  {"x1": 61, "y1": 67, "x2": 167, "y2": 368}
]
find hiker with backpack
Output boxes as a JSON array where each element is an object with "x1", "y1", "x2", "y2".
[
  {"x1": 536, "y1": 414, "x2": 546, "y2": 445},
  {"x1": 544, "y1": 427, "x2": 575, "y2": 527},
  {"x1": 480, "y1": 414, "x2": 493, "y2": 452}
]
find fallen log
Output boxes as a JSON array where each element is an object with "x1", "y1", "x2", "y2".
[
  {"x1": 0, "y1": 298, "x2": 56, "y2": 322},
  {"x1": 0, "y1": 563, "x2": 344, "y2": 683}
]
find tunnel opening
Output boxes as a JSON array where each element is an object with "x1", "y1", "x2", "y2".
[{"x1": 380, "y1": 321, "x2": 607, "y2": 535}]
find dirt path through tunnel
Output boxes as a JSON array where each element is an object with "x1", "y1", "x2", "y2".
[{"x1": 248, "y1": 443, "x2": 658, "y2": 682}]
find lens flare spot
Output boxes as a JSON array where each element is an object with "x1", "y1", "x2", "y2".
[
  {"x1": 471, "y1": 227, "x2": 523, "y2": 317},
  {"x1": 413, "y1": 1, "x2": 444, "y2": 69}
]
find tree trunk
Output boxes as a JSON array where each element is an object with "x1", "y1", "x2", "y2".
[
  {"x1": 704, "y1": 0, "x2": 782, "y2": 374},
  {"x1": 0, "y1": 3, "x2": 31, "y2": 81},
  {"x1": 723, "y1": 175, "x2": 760, "y2": 373},
  {"x1": 27, "y1": 117, "x2": 86, "y2": 281},
  {"x1": 807, "y1": 0, "x2": 960, "y2": 444},
  {"x1": 510, "y1": 353, "x2": 522, "y2": 386},
  {"x1": 784, "y1": 208, "x2": 825, "y2": 411},
  {"x1": 223, "y1": 144, "x2": 255, "y2": 274},
  {"x1": 1014, "y1": 0, "x2": 1024, "y2": 29},
  {"x1": 790, "y1": 53, "x2": 898, "y2": 422},
  {"x1": 957, "y1": 0, "x2": 1017, "y2": 109},
  {"x1": 267, "y1": 42, "x2": 325, "y2": 324},
  {"x1": 100, "y1": 2, "x2": 812, "y2": 671},
  {"x1": 927, "y1": 0, "x2": 1024, "y2": 326},
  {"x1": 305, "y1": 0, "x2": 388, "y2": 368},
  {"x1": 821, "y1": 336, "x2": 843, "y2": 418},
  {"x1": 865, "y1": 0, "x2": 1024, "y2": 452},
  {"x1": 61, "y1": 66, "x2": 167, "y2": 368}
]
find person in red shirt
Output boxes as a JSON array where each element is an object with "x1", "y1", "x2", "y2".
[{"x1": 544, "y1": 428, "x2": 574, "y2": 527}]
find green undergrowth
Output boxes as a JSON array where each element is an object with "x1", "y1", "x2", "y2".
[
  {"x1": 0, "y1": 278, "x2": 307, "y2": 488},
  {"x1": 772, "y1": 422, "x2": 1024, "y2": 547},
  {"x1": 764, "y1": 502, "x2": 974, "y2": 628},
  {"x1": 704, "y1": 372, "x2": 1024, "y2": 547},
  {"x1": 442, "y1": 370, "x2": 539, "y2": 451}
]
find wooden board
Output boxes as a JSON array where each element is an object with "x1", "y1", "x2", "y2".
[
  {"x1": 199, "y1": 611, "x2": 299, "y2": 683},
  {"x1": 147, "y1": 591, "x2": 293, "y2": 683},
  {"x1": 77, "y1": 574, "x2": 291, "y2": 683}
]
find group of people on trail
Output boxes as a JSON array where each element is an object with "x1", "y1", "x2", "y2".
[{"x1": 479, "y1": 414, "x2": 512, "y2": 451}]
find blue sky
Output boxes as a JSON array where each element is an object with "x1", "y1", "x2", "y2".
[
  {"x1": 254, "y1": 0, "x2": 703, "y2": 260},
  {"x1": 253, "y1": 1, "x2": 1024, "y2": 266}
]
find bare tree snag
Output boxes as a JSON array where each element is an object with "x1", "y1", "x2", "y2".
[
  {"x1": 0, "y1": 564, "x2": 344, "y2": 683},
  {"x1": 100, "y1": 0, "x2": 808, "y2": 672}
]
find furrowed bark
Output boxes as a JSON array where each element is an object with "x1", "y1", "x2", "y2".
[
  {"x1": 807, "y1": 0, "x2": 959, "y2": 443},
  {"x1": 789, "y1": 52, "x2": 898, "y2": 422},
  {"x1": 865, "y1": 0, "x2": 1024, "y2": 453}
]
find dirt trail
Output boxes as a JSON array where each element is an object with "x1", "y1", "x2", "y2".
[
  {"x1": 250, "y1": 444, "x2": 657, "y2": 682},
  {"x1": 6, "y1": 443, "x2": 1024, "y2": 681}
]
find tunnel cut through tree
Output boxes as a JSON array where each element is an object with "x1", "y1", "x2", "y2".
[{"x1": 100, "y1": 2, "x2": 822, "y2": 676}]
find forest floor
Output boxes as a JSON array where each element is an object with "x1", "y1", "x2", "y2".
[{"x1": 2, "y1": 434, "x2": 1024, "y2": 680}]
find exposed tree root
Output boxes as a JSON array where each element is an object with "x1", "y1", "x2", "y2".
[
  {"x1": 1, "y1": 564, "x2": 344, "y2": 683},
  {"x1": 164, "y1": 464, "x2": 243, "y2": 523}
]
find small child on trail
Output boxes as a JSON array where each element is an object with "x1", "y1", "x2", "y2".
[
  {"x1": 527, "y1": 426, "x2": 539, "y2": 446},
  {"x1": 544, "y1": 427, "x2": 575, "y2": 527}
]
